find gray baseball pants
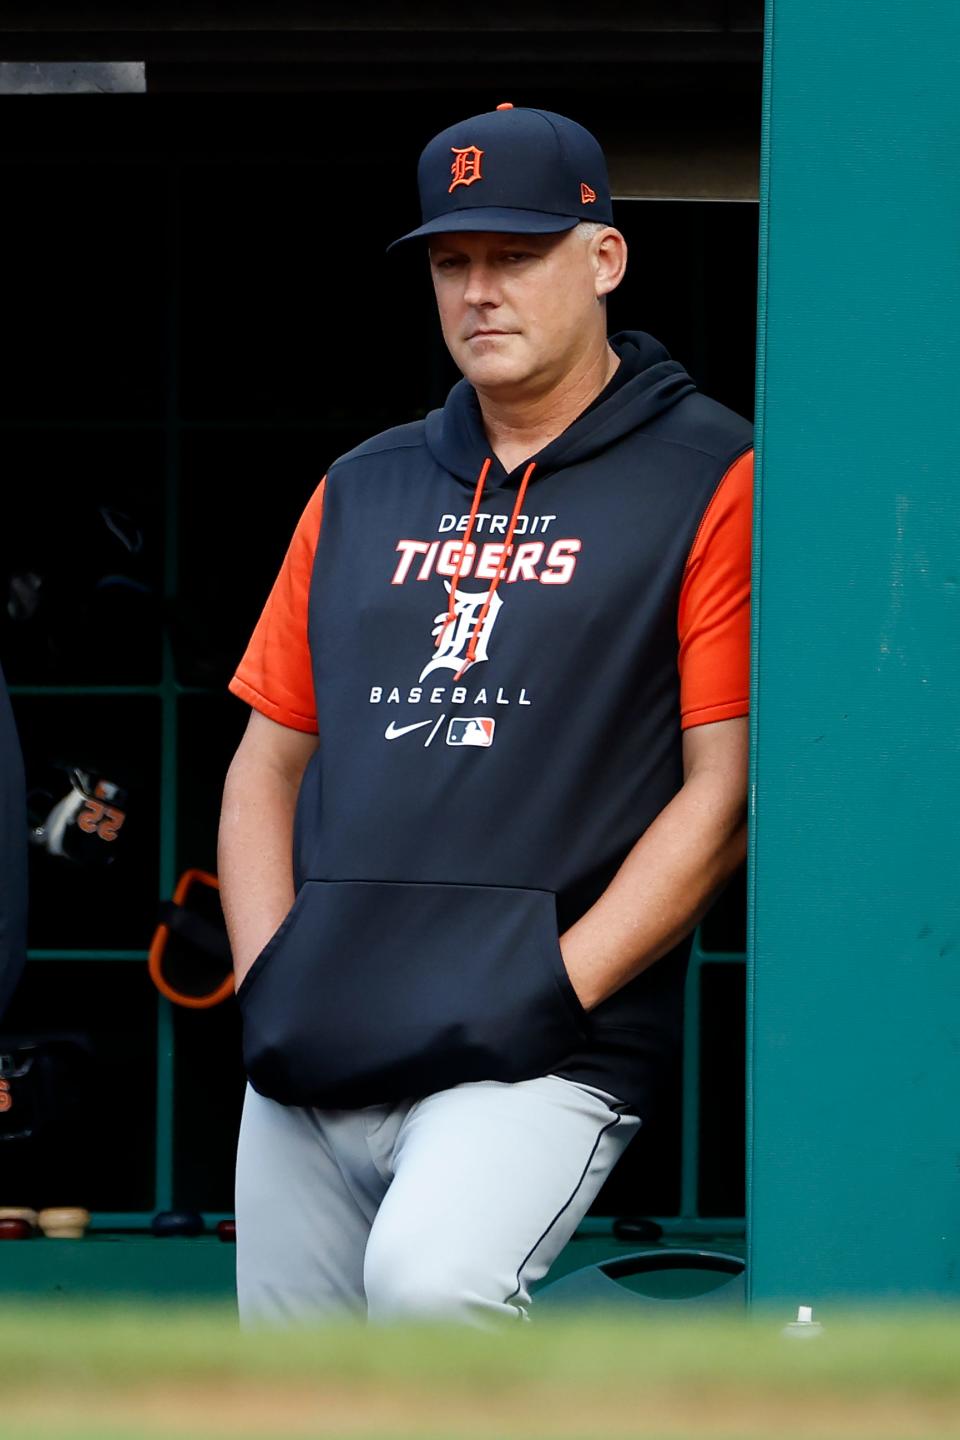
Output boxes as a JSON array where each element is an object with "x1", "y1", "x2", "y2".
[{"x1": 234, "y1": 1072, "x2": 640, "y2": 1329}]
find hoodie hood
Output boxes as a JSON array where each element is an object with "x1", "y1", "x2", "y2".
[{"x1": 424, "y1": 329, "x2": 697, "y2": 488}]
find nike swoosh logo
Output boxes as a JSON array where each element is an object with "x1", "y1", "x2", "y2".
[{"x1": 384, "y1": 719, "x2": 434, "y2": 740}]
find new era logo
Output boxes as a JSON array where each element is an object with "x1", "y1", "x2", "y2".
[
  {"x1": 446, "y1": 717, "x2": 495, "y2": 748},
  {"x1": 580, "y1": 181, "x2": 597, "y2": 204}
]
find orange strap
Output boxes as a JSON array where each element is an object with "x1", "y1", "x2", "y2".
[
  {"x1": 435, "y1": 458, "x2": 493, "y2": 648},
  {"x1": 148, "y1": 869, "x2": 236, "y2": 1010},
  {"x1": 454, "y1": 460, "x2": 536, "y2": 680}
]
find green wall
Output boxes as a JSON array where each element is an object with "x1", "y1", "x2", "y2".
[{"x1": 749, "y1": 0, "x2": 960, "y2": 1303}]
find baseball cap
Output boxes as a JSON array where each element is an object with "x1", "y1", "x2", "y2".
[{"x1": 388, "y1": 103, "x2": 613, "y2": 250}]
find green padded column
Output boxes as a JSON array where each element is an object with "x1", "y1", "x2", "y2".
[{"x1": 749, "y1": 0, "x2": 960, "y2": 1303}]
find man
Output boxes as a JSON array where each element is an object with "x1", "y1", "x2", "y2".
[{"x1": 219, "y1": 104, "x2": 751, "y2": 1328}]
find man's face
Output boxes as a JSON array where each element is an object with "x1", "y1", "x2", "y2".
[{"x1": 428, "y1": 227, "x2": 611, "y2": 397}]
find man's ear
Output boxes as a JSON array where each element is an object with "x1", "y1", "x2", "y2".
[{"x1": 594, "y1": 228, "x2": 628, "y2": 300}]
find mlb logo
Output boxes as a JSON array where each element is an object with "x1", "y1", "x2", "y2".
[{"x1": 446, "y1": 717, "x2": 495, "y2": 748}]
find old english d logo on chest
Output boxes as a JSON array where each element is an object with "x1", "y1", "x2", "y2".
[
  {"x1": 449, "y1": 145, "x2": 484, "y2": 192},
  {"x1": 420, "y1": 582, "x2": 503, "y2": 682}
]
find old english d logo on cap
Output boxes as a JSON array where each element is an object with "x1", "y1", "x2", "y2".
[{"x1": 449, "y1": 145, "x2": 484, "y2": 192}]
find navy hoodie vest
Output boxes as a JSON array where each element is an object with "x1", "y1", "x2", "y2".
[{"x1": 237, "y1": 331, "x2": 752, "y2": 1114}]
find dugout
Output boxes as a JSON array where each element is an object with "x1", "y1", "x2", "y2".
[{"x1": 0, "y1": 5, "x2": 764, "y2": 1300}]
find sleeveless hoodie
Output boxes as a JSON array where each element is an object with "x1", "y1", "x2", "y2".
[{"x1": 236, "y1": 331, "x2": 752, "y2": 1114}]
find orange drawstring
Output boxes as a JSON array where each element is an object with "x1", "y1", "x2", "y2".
[
  {"x1": 452, "y1": 460, "x2": 536, "y2": 682},
  {"x1": 435, "y1": 457, "x2": 492, "y2": 648}
]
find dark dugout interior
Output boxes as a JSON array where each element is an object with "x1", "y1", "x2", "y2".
[{"x1": 0, "y1": 6, "x2": 759, "y2": 1226}]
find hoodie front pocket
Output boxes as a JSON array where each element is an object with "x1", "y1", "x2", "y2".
[
  {"x1": 237, "y1": 879, "x2": 587, "y2": 1109},
  {"x1": 234, "y1": 888, "x2": 308, "y2": 1006}
]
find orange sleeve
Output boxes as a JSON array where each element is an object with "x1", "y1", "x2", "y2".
[
  {"x1": 227, "y1": 478, "x2": 326, "y2": 734},
  {"x1": 677, "y1": 449, "x2": 752, "y2": 730}
]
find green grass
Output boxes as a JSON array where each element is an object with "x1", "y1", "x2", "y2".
[
  {"x1": 0, "y1": 1300, "x2": 958, "y2": 1439},
  {"x1": 0, "y1": 1298, "x2": 958, "y2": 1390}
]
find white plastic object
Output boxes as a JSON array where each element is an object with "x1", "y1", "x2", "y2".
[{"x1": 781, "y1": 1304, "x2": 824, "y2": 1338}]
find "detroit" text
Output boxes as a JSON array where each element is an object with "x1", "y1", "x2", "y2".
[{"x1": 438, "y1": 512, "x2": 557, "y2": 536}]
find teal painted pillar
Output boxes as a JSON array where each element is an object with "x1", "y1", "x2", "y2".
[{"x1": 749, "y1": 1, "x2": 960, "y2": 1304}]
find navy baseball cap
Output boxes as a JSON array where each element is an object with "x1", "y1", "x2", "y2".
[{"x1": 388, "y1": 103, "x2": 613, "y2": 249}]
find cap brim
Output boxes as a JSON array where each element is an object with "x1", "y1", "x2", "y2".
[{"x1": 387, "y1": 208, "x2": 580, "y2": 252}]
